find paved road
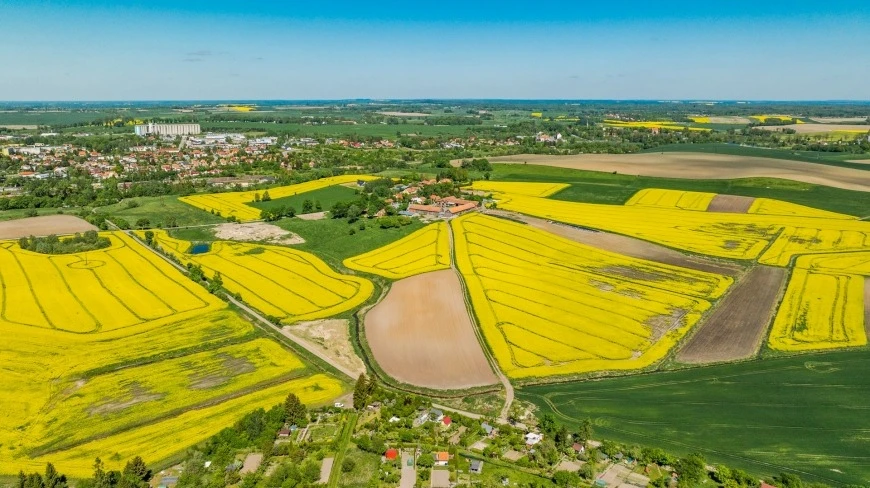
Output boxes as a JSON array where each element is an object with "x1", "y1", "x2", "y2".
[
  {"x1": 446, "y1": 220, "x2": 514, "y2": 422},
  {"x1": 399, "y1": 451, "x2": 416, "y2": 488},
  {"x1": 122, "y1": 227, "x2": 358, "y2": 381}
]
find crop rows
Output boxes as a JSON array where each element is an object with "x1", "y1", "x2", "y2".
[
  {"x1": 0, "y1": 232, "x2": 343, "y2": 474},
  {"x1": 343, "y1": 222, "x2": 450, "y2": 279},
  {"x1": 625, "y1": 188, "x2": 716, "y2": 211},
  {"x1": 451, "y1": 213, "x2": 731, "y2": 379},
  {"x1": 151, "y1": 230, "x2": 373, "y2": 322},
  {"x1": 178, "y1": 175, "x2": 378, "y2": 221}
]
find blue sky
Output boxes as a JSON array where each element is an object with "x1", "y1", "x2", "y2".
[{"x1": 1, "y1": 1, "x2": 869, "y2": 101}]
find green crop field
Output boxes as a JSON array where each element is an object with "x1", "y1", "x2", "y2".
[
  {"x1": 99, "y1": 196, "x2": 225, "y2": 227},
  {"x1": 519, "y1": 350, "x2": 870, "y2": 485},
  {"x1": 249, "y1": 185, "x2": 359, "y2": 214},
  {"x1": 200, "y1": 121, "x2": 485, "y2": 138},
  {"x1": 487, "y1": 163, "x2": 870, "y2": 217},
  {"x1": 276, "y1": 217, "x2": 426, "y2": 268}
]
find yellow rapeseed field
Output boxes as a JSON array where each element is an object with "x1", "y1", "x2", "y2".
[
  {"x1": 344, "y1": 222, "x2": 450, "y2": 279},
  {"x1": 0, "y1": 232, "x2": 344, "y2": 475},
  {"x1": 769, "y1": 269, "x2": 865, "y2": 351},
  {"x1": 688, "y1": 116, "x2": 711, "y2": 123},
  {"x1": 179, "y1": 175, "x2": 379, "y2": 221},
  {"x1": 452, "y1": 213, "x2": 732, "y2": 379},
  {"x1": 625, "y1": 188, "x2": 716, "y2": 211},
  {"x1": 149, "y1": 230, "x2": 373, "y2": 322},
  {"x1": 748, "y1": 198, "x2": 856, "y2": 219},
  {"x1": 750, "y1": 115, "x2": 804, "y2": 123},
  {"x1": 471, "y1": 181, "x2": 569, "y2": 198},
  {"x1": 481, "y1": 183, "x2": 870, "y2": 264},
  {"x1": 27, "y1": 375, "x2": 343, "y2": 478},
  {"x1": 602, "y1": 119, "x2": 712, "y2": 132}
]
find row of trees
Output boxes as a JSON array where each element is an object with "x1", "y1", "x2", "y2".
[{"x1": 18, "y1": 231, "x2": 111, "y2": 255}]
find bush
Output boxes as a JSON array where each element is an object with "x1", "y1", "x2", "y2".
[{"x1": 341, "y1": 458, "x2": 355, "y2": 473}]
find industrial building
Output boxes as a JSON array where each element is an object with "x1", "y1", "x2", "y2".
[{"x1": 134, "y1": 123, "x2": 201, "y2": 136}]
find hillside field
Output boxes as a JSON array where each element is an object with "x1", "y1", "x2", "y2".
[
  {"x1": 0, "y1": 231, "x2": 344, "y2": 476},
  {"x1": 519, "y1": 349, "x2": 870, "y2": 486}
]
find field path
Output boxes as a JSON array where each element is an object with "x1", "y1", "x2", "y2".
[
  {"x1": 483, "y1": 153, "x2": 870, "y2": 192},
  {"x1": 120, "y1": 226, "x2": 358, "y2": 380},
  {"x1": 446, "y1": 220, "x2": 515, "y2": 422}
]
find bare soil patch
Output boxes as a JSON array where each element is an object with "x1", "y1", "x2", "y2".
[
  {"x1": 676, "y1": 266, "x2": 786, "y2": 364},
  {"x1": 757, "y1": 123, "x2": 870, "y2": 134},
  {"x1": 704, "y1": 116, "x2": 751, "y2": 124},
  {"x1": 241, "y1": 453, "x2": 263, "y2": 475},
  {"x1": 0, "y1": 124, "x2": 38, "y2": 130},
  {"x1": 89, "y1": 382, "x2": 163, "y2": 415},
  {"x1": 706, "y1": 194, "x2": 756, "y2": 213},
  {"x1": 290, "y1": 319, "x2": 366, "y2": 378},
  {"x1": 809, "y1": 117, "x2": 869, "y2": 124},
  {"x1": 485, "y1": 153, "x2": 870, "y2": 192},
  {"x1": 214, "y1": 222, "x2": 304, "y2": 245},
  {"x1": 0, "y1": 215, "x2": 97, "y2": 239},
  {"x1": 487, "y1": 210, "x2": 743, "y2": 276},
  {"x1": 364, "y1": 269, "x2": 497, "y2": 390},
  {"x1": 296, "y1": 211, "x2": 328, "y2": 221}
]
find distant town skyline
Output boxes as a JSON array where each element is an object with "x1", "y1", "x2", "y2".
[{"x1": 2, "y1": 0, "x2": 869, "y2": 101}]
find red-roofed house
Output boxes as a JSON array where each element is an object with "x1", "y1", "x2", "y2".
[
  {"x1": 434, "y1": 451, "x2": 449, "y2": 467},
  {"x1": 442, "y1": 416, "x2": 452, "y2": 427},
  {"x1": 384, "y1": 448, "x2": 399, "y2": 461}
]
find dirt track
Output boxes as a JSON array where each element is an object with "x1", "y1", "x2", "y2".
[
  {"x1": 676, "y1": 266, "x2": 786, "y2": 364},
  {"x1": 487, "y1": 153, "x2": 870, "y2": 192},
  {"x1": 364, "y1": 269, "x2": 497, "y2": 390},
  {"x1": 486, "y1": 210, "x2": 743, "y2": 276},
  {"x1": 0, "y1": 215, "x2": 97, "y2": 239},
  {"x1": 706, "y1": 194, "x2": 755, "y2": 213}
]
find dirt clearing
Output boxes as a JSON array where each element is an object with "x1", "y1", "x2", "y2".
[
  {"x1": 364, "y1": 269, "x2": 497, "y2": 390},
  {"x1": 0, "y1": 215, "x2": 97, "y2": 239},
  {"x1": 485, "y1": 153, "x2": 870, "y2": 192},
  {"x1": 706, "y1": 194, "x2": 756, "y2": 213},
  {"x1": 296, "y1": 211, "x2": 328, "y2": 221},
  {"x1": 290, "y1": 319, "x2": 366, "y2": 378},
  {"x1": 809, "y1": 117, "x2": 869, "y2": 124},
  {"x1": 677, "y1": 266, "x2": 786, "y2": 364},
  {"x1": 486, "y1": 210, "x2": 743, "y2": 276},
  {"x1": 214, "y1": 222, "x2": 304, "y2": 245}
]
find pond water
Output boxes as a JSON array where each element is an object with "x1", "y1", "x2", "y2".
[{"x1": 190, "y1": 243, "x2": 211, "y2": 255}]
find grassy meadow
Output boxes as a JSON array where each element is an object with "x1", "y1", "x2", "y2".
[
  {"x1": 519, "y1": 350, "x2": 870, "y2": 485},
  {"x1": 249, "y1": 185, "x2": 359, "y2": 214}
]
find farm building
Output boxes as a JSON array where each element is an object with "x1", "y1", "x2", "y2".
[{"x1": 470, "y1": 460, "x2": 484, "y2": 474}]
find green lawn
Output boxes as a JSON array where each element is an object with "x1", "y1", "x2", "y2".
[
  {"x1": 519, "y1": 349, "x2": 870, "y2": 485},
  {"x1": 0, "y1": 207, "x2": 86, "y2": 222},
  {"x1": 168, "y1": 226, "x2": 217, "y2": 241},
  {"x1": 275, "y1": 217, "x2": 426, "y2": 268},
  {"x1": 97, "y1": 196, "x2": 224, "y2": 227},
  {"x1": 489, "y1": 163, "x2": 870, "y2": 217},
  {"x1": 337, "y1": 448, "x2": 381, "y2": 488},
  {"x1": 249, "y1": 185, "x2": 359, "y2": 214}
]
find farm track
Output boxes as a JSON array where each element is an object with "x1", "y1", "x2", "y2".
[
  {"x1": 485, "y1": 209, "x2": 744, "y2": 276},
  {"x1": 121, "y1": 227, "x2": 358, "y2": 381},
  {"x1": 676, "y1": 266, "x2": 787, "y2": 364}
]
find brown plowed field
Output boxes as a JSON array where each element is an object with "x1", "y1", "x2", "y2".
[
  {"x1": 706, "y1": 194, "x2": 756, "y2": 213},
  {"x1": 482, "y1": 153, "x2": 870, "y2": 192},
  {"x1": 0, "y1": 215, "x2": 97, "y2": 239},
  {"x1": 676, "y1": 266, "x2": 786, "y2": 364},
  {"x1": 486, "y1": 210, "x2": 743, "y2": 276},
  {"x1": 364, "y1": 269, "x2": 497, "y2": 390}
]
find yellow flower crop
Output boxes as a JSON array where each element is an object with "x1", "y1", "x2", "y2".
[
  {"x1": 179, "y1": 175, "x2": 379, "y2": 221},
  {"x1": 750, "y1": 115, "x2": 803, "y2": 123},
  {"x1": 452, "y1": 213, "x2": 732, "y2": 379},
  {"x1": 28, "y1": 375, "x2": 344, "y2": 478},
  {"x1": 602, "y1": 120, "x2": 712, "y2": 132},
  {"x1": 769, "y1": 269, "x2": 866, "y2": 351},
  {"x1": 471, "y1": 181, "x2": 569, "y2": 198},
  {"x1": 149, "y1": 230, "x2": 373, "y2": 323},
  {"x1": 344, "y1": 222, "x2": 450, "y2": 279},
  {"x1": 688, "y1": 116, "x2": 711, "y2": 123},
  {"x1": 748, "y1": 199, "x2": 855, "y2": 219},
  {"x1": 0, "y1": 232, "x2": 343, "y2": 475},
  {"x1": 625, "y1": 188, "x2": 716, "y2": 211}
]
